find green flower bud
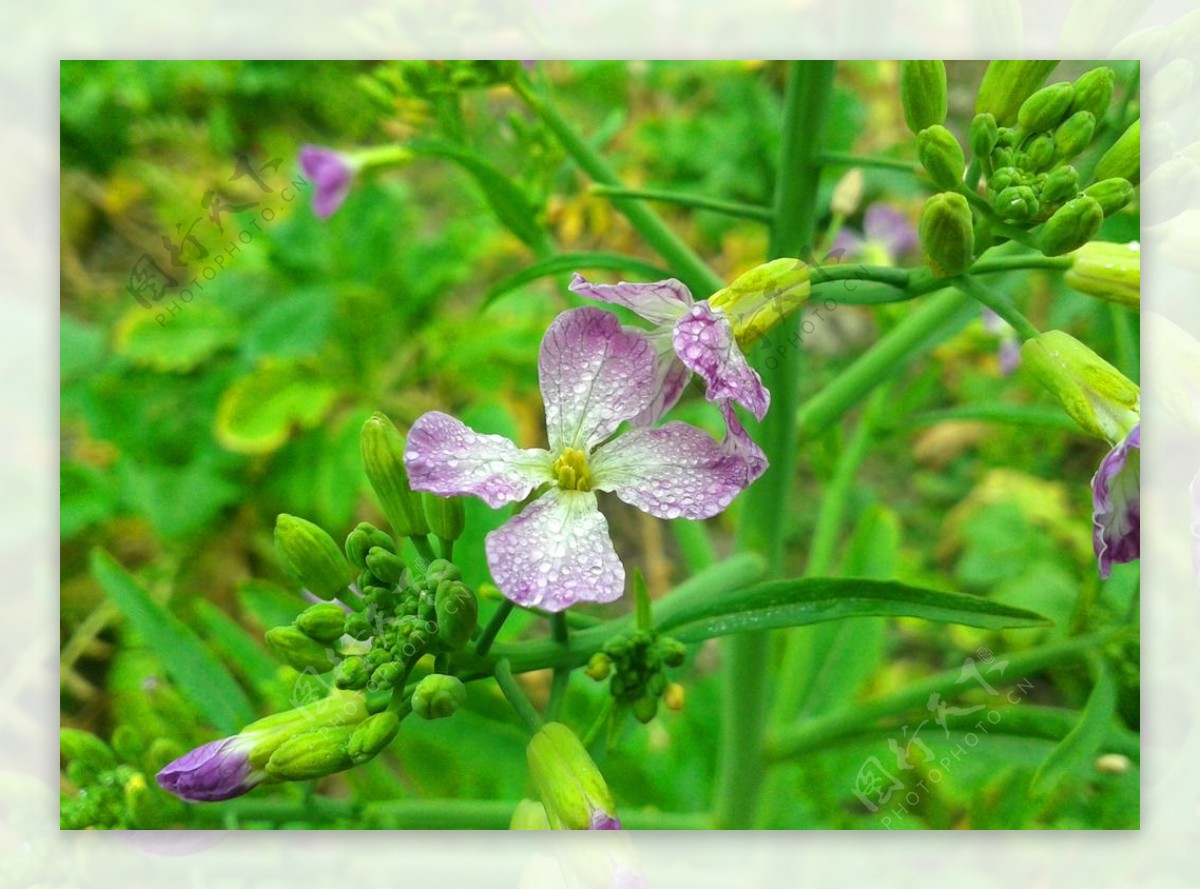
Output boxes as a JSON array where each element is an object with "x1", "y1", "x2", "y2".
[
  {"x1": 509, "y1": 799, "x2": 552, "y2": 830},
  {"x1": 1064, "y1": 241, "x2": 1140, "y2": 308},
  {"x1": 266, "y1": 626, "x2": 336, "y2": 673},
  {"x1": 1023, "y1": 134, "x2": 1056, "y2": 173},
  {"x1": 265, "y1": 726, "x2": 355, "y2": 781},
  {"x1": 969, "y1": 113, "x2": 1000, "y2": 163},
  {"x1": 411, "y1": 674, "x2": 467, "y2": 719},
  {"x1": 435, "y1": 580, "x2": 477, "y2": 651},
  {"x1": 345, "y1": 522, "x2": 397, "y2": 571},
  {"x1": 994, "y1": 185, "x2": 1039, "y2": 223},
  {"x1": 1040, "y1": 166, "x2": 1080, "y2": 204},
  {"x1": 707, "y1": 257, "x2": 811, "y2": 348},
  {"x1": 274, "y1": 514, "x2": 351, "y2": 600},
  {"x1": 585, "y1": 652, "x2": 613, "y2": 681},
  {"x1": 527, "y1": 722, "x2": 620, "y2": 830},
  {"x1": 990, "y1": 146, "x2": 1016, "y2": 169},
  {"x1": 422, "y1": 558, "x2": 461, "y2": 590},
  {"x1": 1082, "y1": 178, "x2": 1135, "y2": 217},
  {"x1": 917, "y1": 125, "x2": 966, "y2": 190},
  {"x1": 1021, "y1": 330, "x2": 1139, "y2": 442},
  {"x1": 1039, "y1": 196, "x2": 1104, "y2": 256},
  {"x1": 365, "y1": 547, "x2": 406, "y2": 586},
  {"x1": 919, "y1": 192, "x2": 975, "y2": 277},
  {"x1": 664, "y1": 682, "x2": 686, "y2": 711},
  {"x1": 361, "y1": 413, "x2": 429, "y2": 538},
  {"x1": 1053, "y1": 111, "x2": 1096, "y2": 162},
  {"x1": 295, "y1": 603, "x2": 349, "y2": 643},
  {"x1": 976, "y1": 60, "x2": 1060, "y2": 126},
  {"x1": 60, "y1": 728, "x2": 118, "y2": 774},
  {"x1": 423, "y1": 493, "x2": 466, "y2": 543},
  {"x1": 1069, "y1": 66, "x2": 1115, "y2": 120},
  {"x1": 988, "y1": 165, "x2": 1021, "y2": 193},
  {"x1": 632, "y1": 695, "x2": 658, "y2": 724},
  {"x1": 333, "y1": 654, "x2": 371, "y2": 690},
  {"x1": 344, "y1": 612, "x2": 373, "y2": 641},
  {"x1": 124, "y1": 773, "x2": 171, "y2": 828},
  {"x1": 1017, "y1": 82, "x2": 1075, "y2": 133},
  {"x1": 1092, "y1": 119, "x2": 1140, "y2": 184},
  {"x1": 659, "y1": 637, "x2": 687, "y2": 668},
  {"x1": 370, "y1": 662, "x2": 403, "y2": 691},
  {"x1": 899, "y1": 60, "x2": 948, "y2": 134},
  {"x1": 347, "y1": 711, "x2": 400, "y2": 764}
]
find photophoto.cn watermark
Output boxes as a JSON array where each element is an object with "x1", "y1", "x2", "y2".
[
  {"x1": 123, "y1": 151, "x2": 309, "y2": 327},
  {"x1": 847, "y1": 647, "x2": 1035, "y2": 827}
]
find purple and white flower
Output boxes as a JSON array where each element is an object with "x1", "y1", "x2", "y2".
[
  {"x1": 404, "y1": 306, "x2": 763, "y2": 611},
  {"x1": 299, "y1": 145, "x2": 356, "y2": 219},
  {"x1": 1092, "y1": 423, "x2": 1140, "y2": 579},
  {"x1": 830, "y1": 202, "x2": 919, "y2": 265},
  {"x1": 156, "y1": 736, "x2": 265, "y2": 803}
]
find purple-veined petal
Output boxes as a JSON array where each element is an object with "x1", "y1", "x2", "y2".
[
  {"x1": 1092, "y1": 424, "x2": 1140, "y2": 579},
  {"x1": 863, "y1": 203, "x2": 919, "y2": 258},
  {"x1": 629, "y1": 346, "x2": 691, "y2": 428},
  {"x1": 591, "y1": 421, "x2": 752, "y2": 520},
  {"x1": 719, "y1": 401, "x2": 768, "y2": 485},
  {"x1": 539, "y1": 307, "x2": 657, "y2": 453},
  {"x1": 568, "y1": 273, "x2": 693, "y2": 326},
  {"x1": 672, "y1": 303, "x2": 770, "y2": 421},
  {"x1": 405, "y1": 411, "x2": 552, "y2": 509},
  {"x1": 299, "y1": 145, "x2": 355, "y2": 219},
  {"x1": 485, "y1": 488, "x2": 624, "y2": 611},
  {"x1": 156, "y1": 737, "x2": 263, "y2": 803}
]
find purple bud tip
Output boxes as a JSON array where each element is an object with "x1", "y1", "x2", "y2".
[
  {"x1": 589, "y1": 811, "x2": 623, "y2": 830},
  {"x1": 299, "y1": 145, "x2": 354, "y2": 220},
  {"x1": 155, "y1": 737, "x2": 262, "y2": 803}
]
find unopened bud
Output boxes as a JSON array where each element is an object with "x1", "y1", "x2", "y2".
[
  {"x1": 1069, "y1": 67, "x2": 1115, "y2": 120},
  {"x1": 527, "y1": 722, "x2": 621, "y2": 830},
  {"x1": 347, "y1": 711, "x2": 400, "y2": 764},
  {"x1": 1082, "y1": 178, "x2": 1135, "y2": 217},
  {"x1": 265, "y1": 726, "x2": 355, "y2": 780},
  {"x1": 1040, "y1": 196, "x2": 1103, "y2": 256},
  {"x1": 365, "y1": 547, "x2": 406, "y2": 586},
  {"x1": 1040, "y1": 166, "x2": 1079, "y2": 204},
  {"x1": 659, "y1": 637, "x2": 687, "y2": 667},
  {"x1": 1023, "y1": 135, "x2": 1056, "y2": 173},
  {"x1": 632, "y1": 695, "x2": 658, "y2": 723},
  {"x1": 1064, "y1": 241, "x2": 1140, "y2": 308},
  {"x1": 412, "y1": 674, "x2": 467, "y2": 719},
  {"x1": 423, "y1": 493, "x2": 466, "y2": 542},
  {"x1": 585, "y1": 652, "x2": 613, "y2": 681},
  {"x1": 708, "y1": 258, "x2": 811, "y2": 348},
  {"x1": 344, "y1": 521, "x2": 396, "y2": 570},
  {"x1": 1053, "y1": 111, "x2": 1096, "y2": 163},
  {"x1": 343, "y1": 612, "x2": 373, "y2": 641},
  {"x1": 988, "y1": 165, "x2": 1021, "y2": 193},
  {"x1": 510, "y1": 798, "x2": 552, "y2": 830},
  {"x1": 274, "y1": 514, "x2": 351, "y2": 600},
  {"x1": 994, "y1": 185, "x2": 1040, "y2": 223},
  {"x1": 1017, "y1": 82, "x2": 1075, "y2": 133},
  {"x1": 333, "y1": 654, "x2": 371, "y2": 690},
  {"x1": 266, "y1": 626, "x2": 336, "y2": 673},
  {"x1": 664, "y1": 682, "x2": 685, "y2": 711},
  {"x1": 976, "y1": 60, "x2": 1060, "y2": 126},
  {"x1": 1092, "y1": 119, "x2": 1140, "y2": 184},
  {"x1": 917, "y1": 125, "x2": 965, "y2": 190},
  {"x1": 296, "y1": 603, "x2": 349, "y2": 643},
  {"x1": 361, "y1": 413, "x2": 430, "y2": 538},
  {"x1": 969, "y1": 113, "x2": 999, "y2": 164},
  {"x1": 899, "y1": 61, "x2": 948, "y2": 134},
  {"x1": 434, "y1": 580, "x2": 477, "y2": 651},
  {"x1": 830, "y1": 167, "x2": 864, "y2": 217},
  {"x1": 61, "y1": 728, "x2": 118, "y2": 774},
  {"x1": 919, "y1": 192, "x2": 974, "y2": 277},
  {"x1": 1094, "y1": 752, "x2": 1131, "y2": 775},
  {"x1": 423, "y1": 558, "x2": 462, "y2": 590}
]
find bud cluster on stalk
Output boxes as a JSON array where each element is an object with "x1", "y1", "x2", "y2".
[{"x1": 585, "y1": 629, "x2": 687, "y2": 724}]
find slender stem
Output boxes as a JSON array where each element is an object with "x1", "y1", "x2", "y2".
[
  {"x1": 582, "y1": 698, "x2": 615, "y2": 748},
  {"x1": 438, "y1": 537, "x2": 455, "y2": 561},
  {"x1": 969, "y1": 254, "x2": 1071, "y2": 275},
  {"x1": 410, "y1": 535, "x2": 438, "y2": 565},
  {"x1": 820, "y1": 151, "x2": 921, "y2": 174},
  {"x1": 513, "y1": 78, "x2": 724, "y2": 296},
  {"x1": 493, "y1": 658, "x2": 543, "y2": 735},
  {"x1": 809, "y1": 262, "x2": 911, "y2": 289},
  {"x1": 474, "y1": 600, "x2": 515, "y2": 657},
  {"x1": 716, "y1": 60, "x2": 837, "y2": 831},
  {"x1": 588, "y1": 184, "x2": 773, "y2": 222},
  {"x1": 953, "y1": 274, "x2": 1041, "y2": 341},
  {"x1": 545, "y1": 614, "x2": 570, "y2": 722}
]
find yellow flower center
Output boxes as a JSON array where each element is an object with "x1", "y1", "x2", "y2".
[{"x1": 552, "y1": 448, "x2": 593, "y2": 492}]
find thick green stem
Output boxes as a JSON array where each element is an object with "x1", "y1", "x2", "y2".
[
  {"x1": 411, "y1": 535, "x2": 438, "y2": 565},
  {"x1": 514, "y1": 79, "x2": 723, "y2": 296},
  {"x1": 715, "y1": 61, "x2": 837, "y2": 831},
  {"x1": 474, "y1": 600, "x2": 514, "y2": 657},
  {"x1": 545, "y1": 614, "x2": 570, "y2": 722},
  {"x1": 589, "y1": 184, "x2": 773, "y2": 222},
  {"x1": 953, "y1": 273, "x2": 1041, "y2": 341},
  {"x1": 494, "y1": 658, "x2": 543, "y2": 734}
]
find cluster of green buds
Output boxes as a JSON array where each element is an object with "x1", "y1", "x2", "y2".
[
  {"x1": 585, "y1": 629, "x2": 687, "y2": 723},
  {"x1": 61, "y1": 728, "x2": 182, "y2": 829}
]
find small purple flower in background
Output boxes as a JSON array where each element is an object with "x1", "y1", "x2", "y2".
[
  {"x1": 405, "y1": 306, "x2": 763, "y2": 611},
  {"x1": 1092, "y1": 424, "x2": 1140, "y2": 579},
  {"x1": 981, "y1": 307, "x2": 1021, "y2": 376},
  {"x1": 299, "y1": 145, "x2": 356, "y2": 219},
  {"x1": 156, "y1": 736, "x2": 264, "y2": 803},
  {"x1": 830, "y1": 202, "x2": 919, "y2": 265}
]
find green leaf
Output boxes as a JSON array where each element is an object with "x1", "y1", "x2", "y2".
[
  {"x1": 481, "y1": 252, "x2": 675, "y2": 309},
  {"x1": 90, "y1": 549, "x2": 255, "y2": 733},
  {"x1": 215, "y1": 359, "x2": 338, "y2": 454},
  {"x1": 114, "y1": 303, "x2": 238, "y2": 372},
  {"x1": 116, "y1": 453, "x2": 241, "y2": 539},
  {"x1": 1029, "y1": 655, "x2": 1118, "y2": 796},
  {"x1": 656, "y1": 577, "x2": 1052, "y2": 643},
  {"x1": 191, "y1": 599, "x2": 281, "y2": 694}
]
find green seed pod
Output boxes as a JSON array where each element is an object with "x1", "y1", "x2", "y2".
[
  {"x1": 919, "y1": 192, "x2": 975, "y2": 278},
  {"x1": 1053, "y1": 111, "x2": 1096, "y2": 163},
  {"x1": 411, "y1": 674, "x2": 467, "y2": 719},
  {"x1": 333, "y1": 654, "x2": 370, "y2": 690},
  {"x1": 899, "y1": 60, "x2": 948, "y2": 134},
  {"x1": 423, "y1": 493, "x2": 466, "y2": 543},
  {"x1": 1017, "y1": 82, "x2": 1075, "y2": 133},
  {"x1": 1039, "y1": 196, "x2": 1104, "y2": 257},
  {"x1": 1064, "y1": 241, "x2": 1140, "y2": 308},
  {"x1": 994, "y1": 185, "x2": 1039, "y2": 223},
  {"x1": 1082, "y1": 177, "x2": 1135, "y2": 216},
  {"x1": 343, "y1": 612, "x2": 373, "y2": 641},
  {"x1": 361, "y1": 413, "x2": 430, "y2": 538},
  {"x1": 296, "y1": 603, "x2": 350, "y2": 643},
  {"x1": 976, "y1": 60, "x2": 1060, "y2": 126},
  {"x1": 274, "y1": 514, "x2": 351, "y2": 600},
  {"x1": 1024, "y1": 134, "x2": 1056, "y2": 172},
  {"x1": 434, "y1": 580, "x2": 477, "y2": 651},
  {"x1": 969, "y1": 113, "x2": 999, "y2": 163},
  {"x1": 1093, "y1": 119, "x2": 1140, "y2": 184},
  {"x1": 1040, "y1": 166, "x2": 1080, "y2": 204},
  {"x1": 917, "y1": 125, "x2": 966, "y2": 190},
  {"x1": 365, "y1": 547, "x2": 406, "y2": 586},
  {"x1": 265, "y1": 727, "x2": 355, "y2": 781},
  {"x1": 1069, "y1": 66, "x2": 1115, "y2": 120},
  {"x1": 347, "y1": 711, "x2": 400, "y2": 764},
  {"x1": 265, "y1": 626, "x2": 336, "y2": 673}
]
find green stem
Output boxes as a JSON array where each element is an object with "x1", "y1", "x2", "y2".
[
  {"x1": 796, "y1": 287, "x2": 975, "y2": 440},
  {"x1": 969, "y1": 254, "x2": 1071, "y2": 275},
  {"x1": 670, "y1": 520, "x2": 716, "y2": 573},
  {"x1": 953, "y1": 274, "x2": 1041, "y2": 341},
  {"x1": 411, "y1": 535, "x2": 438, "y2": 565},
  {"x1": 809, "y1": 262, "x2": 911, "y2": 289},
  {"x1": 766, "y1": 628, "x2": 1133, "y2": 761},
  {"x1": 819, "y1": 151, "x2": 921, "y2": 174},
  {"x1": 514, "y1": 79, "x2": 723, "y2": 296},
  {"x1": 589, "y1": 184, "x2": 773, "y2": 222},
  {"x1": 438, "y1": 537, "x2": 455, "y2": 561},
  {"x1": 545, "y1": 614, "x2": 571, "y2": 722},
  {"x1": 474, "y1": 600, "x2": 515, "y2": 657},
  {"x1": 493, "y1": 658, "x2": 543, "y2": 735},
  {"x1": 716, "y1": 60, "x2": 837, "y2": 832}
]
